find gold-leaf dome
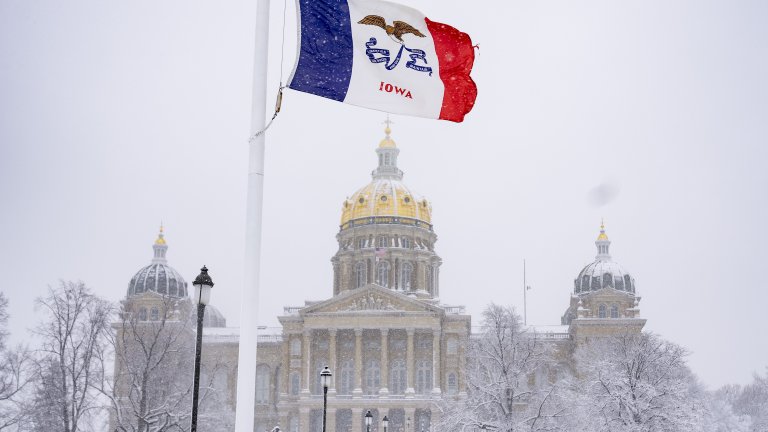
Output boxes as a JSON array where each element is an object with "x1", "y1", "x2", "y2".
[{"x1": 340, "y1": 123, "x2": 432, "y2": 230}]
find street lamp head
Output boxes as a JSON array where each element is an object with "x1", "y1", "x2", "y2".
[
  {"x1": 365, "y1": 410, "x2": 373, "y2": 426},
  {"x1": 320, "y1": 366, "x2": 332, "y2": 389},
  {"x1": 192, "y1": 265, "x2": 214, "y2": 305},
  {"x1": 382, "y1": 416, "x2": 389, "y2": 429}
]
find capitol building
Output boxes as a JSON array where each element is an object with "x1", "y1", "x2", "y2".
[{"x1": 113, "y1": 125, "x2": 645, "y2": 432}]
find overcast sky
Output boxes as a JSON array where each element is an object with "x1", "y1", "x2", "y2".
[{"x1": 1, "y1": 0, "x2": 766, "y2": 390}]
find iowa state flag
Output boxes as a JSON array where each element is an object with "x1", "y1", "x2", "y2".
[{"x1": 288, "y1": 0, "x2": 477, "y2": 122}]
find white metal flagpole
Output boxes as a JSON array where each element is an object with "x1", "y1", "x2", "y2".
[{"x1": 235, "y1": 0, "x2": 270, "y2": 430}]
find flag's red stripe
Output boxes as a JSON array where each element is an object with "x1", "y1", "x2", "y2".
[{"x1": 425, "y1": 18, "x2": 477, "y2": 123}]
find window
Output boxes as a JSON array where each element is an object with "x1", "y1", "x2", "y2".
[
  {"x1": 624, "y1": 275, "x2": 634, "y2": 293},
  {"x1": 390, "y1": 359, "x2": 406, "y2": 395},
  {"x1": 416, "y1": 360, "x2": 432, "y2": 394},
  {"x1": 365, "y1": 360, "x2": 381, "y2": 395},
  {"x1": 610, "y1": 304, "x2": 619, "y2": 318},
  {"x1": 377, "y1": 261, "x2": 390, "y2": 287},
  {"x1": 603, "y1": 272, "x2": 613, "y2": 288},
  {"x1": 400, "y1": 262, "x2": 413, "y2": 291},
  {"x1": 289, "y1": 372, "x2": 300, "y2": 395},
  {"x1": 598, "y1": 304, "x2": 607, "y2": 318},
  {"x1": 339, "y1": 360, "x2": 354, "y2": 395},
  {"x1": 138, "y1": 308, "x2": 147, "y2": 321},
  {"x1": 615, "y1": 276, "x2": 625, "y2": 291},
  {"x1": 150, "y1": 307, "x2": 159, "y2": 321},
  {"x1": 355, "y1": 262, "x2": 367, "y2": 288},
  {"x1": 377, "y1": 236, "x2": 388, "y2": 248},
  {"x1": 582, "y1": 275, "x2": 590, "y2": 291},
  {"x1": 290, "y1": 338, "x2": 301, "y2": 356},
  {"x1": 384, "y1": 153, "x2": 391, "y2": 166},
  {"x1": 358, "y1": 238, "x2": 367, "y2": 249},
  {"x1": 401, "y1": 237, "x2": 411, "y2": 248},
  {"x1": 446, "y1": 337, "x2": 458, "y2": 355},
  {"x1": 255, "y1": 365, "x2": 270, "y2": 403},
  {"x1": 446, "y1": 373, "x2": 458, "y2": 394}
]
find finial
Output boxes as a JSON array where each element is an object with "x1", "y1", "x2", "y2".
[
  {"x1": 596, "y1": 219, "x2": 609, "y2": 242},
  {"x1": 383, "y1": 114, "x2": 393, "y2": 137},
  {"x1": 155, "y1": 222, "x2": 167, "y2": 245}
]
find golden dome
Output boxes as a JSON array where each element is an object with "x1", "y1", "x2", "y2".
[
  {"x1": 340, "y1": 179, "x2": 432, "y2": 229},
  {"x1": 340, "y1": 121, "x2": 432, "y2": 230}
]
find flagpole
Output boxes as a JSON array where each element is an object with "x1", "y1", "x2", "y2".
[
  {"x1": 523, "y1": 259, "x2": 527, "y2": 326},
  {"x1": 235, "y1": 0, "x2": 270, "y2": 430}
]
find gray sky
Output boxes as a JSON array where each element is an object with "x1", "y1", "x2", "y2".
[{"x1": 1, "y1": 0, "x2": 766, "y2": 390}]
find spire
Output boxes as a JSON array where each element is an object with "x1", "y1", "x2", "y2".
[
  {"x1": 152, "y1": 224, "x2": 168, "y2": 264},
  {"x1": 372, "y1": 118, "x2": 403, "y2": 180},
  {"x1": 595, "y1": 219, "x2": 611, "y2": 261}
]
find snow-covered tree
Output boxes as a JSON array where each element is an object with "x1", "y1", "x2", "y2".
[
  {"x1": 100, "y1": 295, "x2": 196, "y2": 432},
  {"x1": 573, "y1": 331, "x2": 705, "y2": 432},
  {"x1": 702, "y1": 384, "x2": 751, "y2": 432},
  {"x1": 28, "y1": 281, "x2": 113, "y2": 432},
  {"x1": 437, "y1": 303, "x2": 567, "y2": 432},
  {"x1": 0, "y1": 292, "x2": 34, "y2": 431},
  {"x1": 734, "y1": 369, "x2": 768, "y2": 432}
]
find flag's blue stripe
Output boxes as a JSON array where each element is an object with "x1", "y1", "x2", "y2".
[{"x1": 289, "y1": 0, "x2": 353, "y2": 101}]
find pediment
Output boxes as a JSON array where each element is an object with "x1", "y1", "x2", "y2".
[{"x1": 300, "y1": 284, "x2": 442, "y2": 315}]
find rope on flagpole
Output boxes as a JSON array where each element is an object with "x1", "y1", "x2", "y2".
[{"x1": 249, "y1": 0, "x2": 289, "y2": 144}]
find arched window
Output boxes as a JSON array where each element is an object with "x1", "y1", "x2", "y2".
[
  {"x1": 390, "y1": 359, "x2": 406, "y2": 395},
  {"x1": 377, "y1": 236, "x2": 388, "y2": 248},
  {"x1": 255, "y1": 364, "x2": 270, "y2": 403},
  {"x1": 150, "y1": 307, "x2": 159, "y2": 321},
  {"x1": 365, "y1": 360, "x2": 381, "y2": 395},
  {"x1": 416, "y1": 360, "x2": 432, "y2": 394},
  {"x1": 376, "y1": 261, "x2": 390, "y2": 287},
  {"x1": 446, "y1": 372, "x2": 458, "y2": 394},
  {"x1": 339, "y1": 360, "x2": 354, "y2": 395},
  {"x1": 289, "y1": 372, "x2": 300, "y2": 395},
  {"x1": 355, "y1": 262, "x2": 367, "y2": 288},
  {"x1": 603, "y1": 272, "x2": 613, "y2": 288},
  {"x1": 615, "y1": 276, "x2": 625, "y2": 291},
  {"x1": 610, "y1": 304, "x2": 619, "y2": 318},
  {"x1": 624, "y1": 275, "x2": 634, "y2": 293},
  {"x1": 400, "y1": 262, "x2": 413, "y2": 291},
  {"x1": 598, "y1": 304, "x2": 607, "y2": 318},
  {"x1": 139, "y1": 308, "x2": 147, "y2": 321}
]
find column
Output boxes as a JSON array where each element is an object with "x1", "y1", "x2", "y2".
[
  {"x1": 281, "y1": 334, "x2": 291, "y2": 396},
  {"x1": 353, "y1": 328, "x2": 363, "y2": 397},
  {"x1": 328, "y1": 329, "x2": 338, "y2": 395},
  {"x1": 416, "y1": 262, "x2": 426, "y2": 291},
  {"x1": 326, "y1": 407, "x2": 337, "y2": 432},
  {"x1": 351, "y1": 407, "x2": 363, "y2": 432},
  {"x1": 431, "y1": 329, "x2": 441, "y2": 395},
  {"x1": 301, "y1": 330, "x2": 312, "y2": 395},
  {"x1": 379, "y1": 329, "x2": 389, "y2": 396},
  {"x1": 405, "y1": 328, "x2": 415, "y2": 397}
]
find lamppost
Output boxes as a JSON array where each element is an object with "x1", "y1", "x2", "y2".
[
  {"x1": 365, "y1": 410, "x2": 373, "y2": 432},
  {"x1": 320, "y1": 366, "x2": 332, "y2": 432},
  {"x1": 382, "y1": 415, "x2": 389, "y2": 432},
  {"x1": 190, "y1": 266, "x2": 214, "y2": 432}
]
